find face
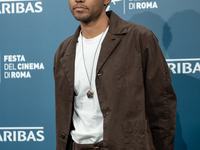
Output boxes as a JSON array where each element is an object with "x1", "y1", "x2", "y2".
[{"x1": 69, "y1": 0, "x2": 106, "y2": 23}]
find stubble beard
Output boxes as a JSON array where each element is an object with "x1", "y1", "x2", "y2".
[
  {"x1": 73, "y1": 12, "x2": 93, "y2": 23},
  {"x1": 71, "y1": 5, "x2": 104, "y2": 23}
]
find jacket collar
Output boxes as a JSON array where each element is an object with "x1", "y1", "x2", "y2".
[
  {"x1": 106, "y1": 11, "x2": 128, "y2": 35},
  {"x1": 95, "y1": 11, "x2": 128, "y2": 73}
]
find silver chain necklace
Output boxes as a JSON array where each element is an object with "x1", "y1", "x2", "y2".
[{"x1": 81, "y1": 29, "x2": 107, "y2": 99}]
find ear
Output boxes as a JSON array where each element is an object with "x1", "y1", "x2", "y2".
[{"x1": 104, "y1": 0, "x2": 111, "y2": 6}]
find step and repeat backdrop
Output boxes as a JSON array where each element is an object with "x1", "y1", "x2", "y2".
[{"x1": 0, "y1": 0, "x2": 199, "y2": 149}]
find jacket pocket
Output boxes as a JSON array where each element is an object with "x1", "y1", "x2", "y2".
[{"x1": 121, "y1": 119, "x2": 147, "y2": 150}]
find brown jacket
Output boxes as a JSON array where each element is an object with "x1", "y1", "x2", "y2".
[{"x1": 54, "y1": 11, "x2": 177, "y2": 150}]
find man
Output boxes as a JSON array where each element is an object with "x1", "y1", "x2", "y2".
[{"x1": 54, "y1": 0, "x2": 177, "y2": 149}]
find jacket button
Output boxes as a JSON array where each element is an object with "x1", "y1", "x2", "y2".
[
  {"x1": 97, "y1": 72, "x2": 103, "y2": 76},
  {"x1": 61, "y1": 133, "x2": 66, "y2": 139}
]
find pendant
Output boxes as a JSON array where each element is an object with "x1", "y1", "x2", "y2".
[{"x1": 87, "y1": 89, "x2": 94, "y2": 98}]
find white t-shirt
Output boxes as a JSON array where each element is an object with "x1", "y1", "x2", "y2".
[{"x1": 71, "y1": 27, "x2": 109, "y2": 144}]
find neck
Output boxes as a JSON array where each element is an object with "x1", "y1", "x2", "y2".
[{"x1": 80, "y1": 11, "x2": 109, "y2": 39}]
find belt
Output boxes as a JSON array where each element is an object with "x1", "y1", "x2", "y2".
[{"x1": 72, "y1": 141, "x2": 103, "y2": 150}]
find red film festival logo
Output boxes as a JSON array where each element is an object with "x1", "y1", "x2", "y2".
[
  {"x1": 0, "y1": 127, "x2": 45, "y2": 142},
  {"x1": 106, "y1": 0, "x2": 158, "y2": 14},
  {"x1": 0, "y1": 0, "x2": 43, "y2": 14}
]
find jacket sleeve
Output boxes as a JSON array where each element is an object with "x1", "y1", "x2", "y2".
[{"x1": 142, "y1": 32, "x2": 177, "y2": 150}]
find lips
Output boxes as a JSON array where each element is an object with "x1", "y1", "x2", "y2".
[{"x1": 73, "y1": 4, "x2": 88, "y2": 11}]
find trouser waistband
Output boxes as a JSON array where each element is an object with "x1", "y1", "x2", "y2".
[{"x1": 72, "y1": 141, "x2": 103, "y2": 150}]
